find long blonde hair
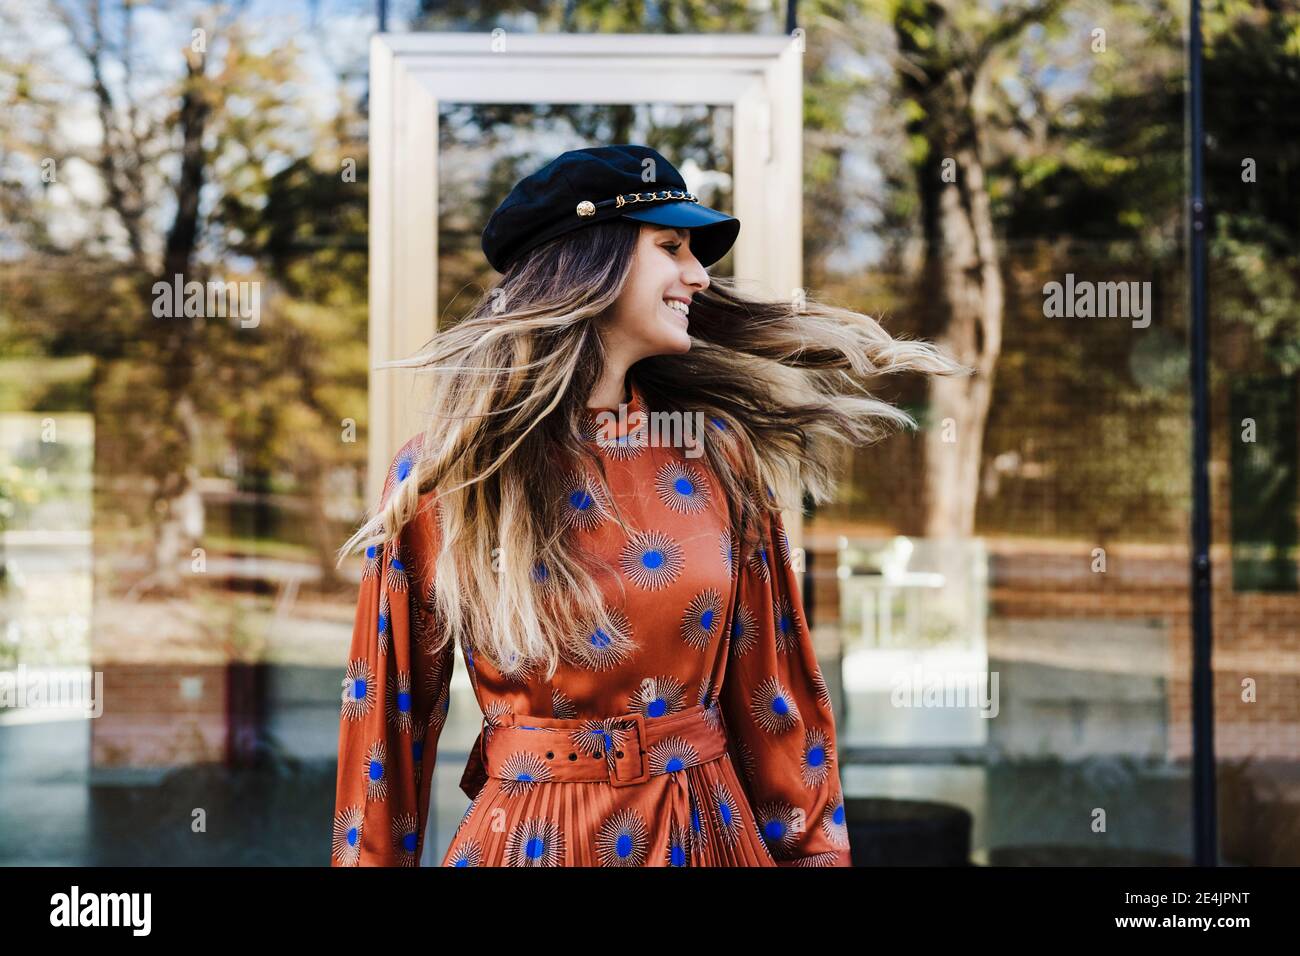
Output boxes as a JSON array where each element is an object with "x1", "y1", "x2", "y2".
[{"x1": 337, "y1": 218, "x2": 969, "y2": 679}]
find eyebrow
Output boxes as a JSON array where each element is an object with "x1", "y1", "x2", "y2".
[{"x1": 655, "y1": 227, "x2": 689, "y2": 239}]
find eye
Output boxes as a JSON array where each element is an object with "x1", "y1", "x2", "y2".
[{"x1": 664, "y1": 243, "x2": 682, "y2": 256}]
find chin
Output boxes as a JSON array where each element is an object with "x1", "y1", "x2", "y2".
[
  {"x1": 642, "y1": 320, "x2": 691, "y2": 355},
  {"x1": 658, "y1": 330, "x2": 692, "y2": 354}
]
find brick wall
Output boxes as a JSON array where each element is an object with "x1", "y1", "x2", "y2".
[{"x1": 90, "y1": 664, "x2": 229, "y2": 768}]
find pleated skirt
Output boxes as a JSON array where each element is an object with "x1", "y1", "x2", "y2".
[{"x1": 438, "y1": 704, "x2": 778, "y2": 867}]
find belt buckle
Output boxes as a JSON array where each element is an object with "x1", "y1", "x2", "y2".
[{"x1": 608, "y1": 713, "x2": 649, "y2": 787}]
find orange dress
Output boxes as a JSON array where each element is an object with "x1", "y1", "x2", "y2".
[{"x1": 331, "y1": 378, "x2": 852, "y2": 866}]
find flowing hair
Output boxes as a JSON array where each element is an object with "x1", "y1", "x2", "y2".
[{"x1": 336, "y1": 218, "x2": 970, "y2": 679}]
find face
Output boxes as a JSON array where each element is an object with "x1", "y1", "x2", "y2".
[{"x1": 602, "y1": 224, "x2": 711, "y2": 360}]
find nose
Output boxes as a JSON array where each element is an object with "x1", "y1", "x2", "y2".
[{"x1": 681, "y1": 242, "x2": 710, "y2": 292}]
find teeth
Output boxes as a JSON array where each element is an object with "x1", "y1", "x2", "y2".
[{"x1": 664, "y1": 299, "x2": 689, "y2": 315}]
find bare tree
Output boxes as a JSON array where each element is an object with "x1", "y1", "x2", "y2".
[
  {"x1": 893, "y1": 0, "x2": 1067, "y2": 538},
  {"x1": 53, "y1": 0, "x2": 229, "y2": 591}
]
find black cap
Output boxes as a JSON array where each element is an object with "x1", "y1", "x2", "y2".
[{"x1": 481, "y1": 144, "x2": 740, "y2": 274}]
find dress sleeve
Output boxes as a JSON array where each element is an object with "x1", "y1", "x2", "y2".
[
  {"x1": 720, "y1": 505, "x2": 853, "y2": 867},
  {"x1": 331, "y1": 436, "x2": 454, "y2": 866}
]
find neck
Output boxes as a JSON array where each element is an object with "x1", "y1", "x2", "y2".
[{"x1": 586, "y1": 367, "x2": 632, "y2": 410}]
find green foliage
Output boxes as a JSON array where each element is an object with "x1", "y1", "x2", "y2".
[{"x1": 1, "y1": 0, "x2": 1296, "y2": 561}]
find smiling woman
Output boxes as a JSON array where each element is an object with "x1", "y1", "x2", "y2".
[
  {"x1": 582, "y1": 225, "x2": 707, "y2": 404},
  {"x1": 330, "y1": 144, "x2": 969, "y2": 866}
]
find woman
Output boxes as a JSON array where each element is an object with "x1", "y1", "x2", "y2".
[{"x1": 330, "y1": 144, "x2": 967, "y2": 867}]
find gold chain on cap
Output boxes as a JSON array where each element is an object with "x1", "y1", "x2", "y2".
[{"x1": 575, "y1": 189, "x2": 698, "y2": 217}]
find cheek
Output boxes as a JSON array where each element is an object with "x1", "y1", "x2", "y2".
[
  {"x1": 610, "y1": 249, "x2": 678, "y2": 334},
  {"x1": 633, "y1": 274, "x2": 672, "y2": 321},
  {"x1": 608, "y1": 282, "x2": 660, "y2": 334}
]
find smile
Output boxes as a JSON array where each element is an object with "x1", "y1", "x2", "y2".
[{"x1": 663, "y1": 299, "x2": 690, "y2": 324}]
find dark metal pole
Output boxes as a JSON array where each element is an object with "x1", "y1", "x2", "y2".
[
  {"x1": 786, "y1": 0, "x2": 798, "y2": 36},
  {"x1": 377, "y1": 0, "x2": 387, "y2": 33},
  {"x1": 1187, "y1": 0, "x2": 1217, "y2": 867}
]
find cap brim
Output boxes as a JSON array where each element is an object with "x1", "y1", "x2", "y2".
[
  {"x1": 620, "y1": 201, "x2": 740, "y2": 267},
  {"x1": 621, "y1": 200, "x2": 733, "y2": 229}
]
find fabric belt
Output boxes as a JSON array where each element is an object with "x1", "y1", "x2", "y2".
[{"x1": 459, "y1": 702, "x2": 728, "y2": 798}]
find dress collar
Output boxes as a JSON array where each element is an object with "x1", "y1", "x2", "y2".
[{"x1": 581, "y1": 378, "x2": 647, "y2": 443}]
